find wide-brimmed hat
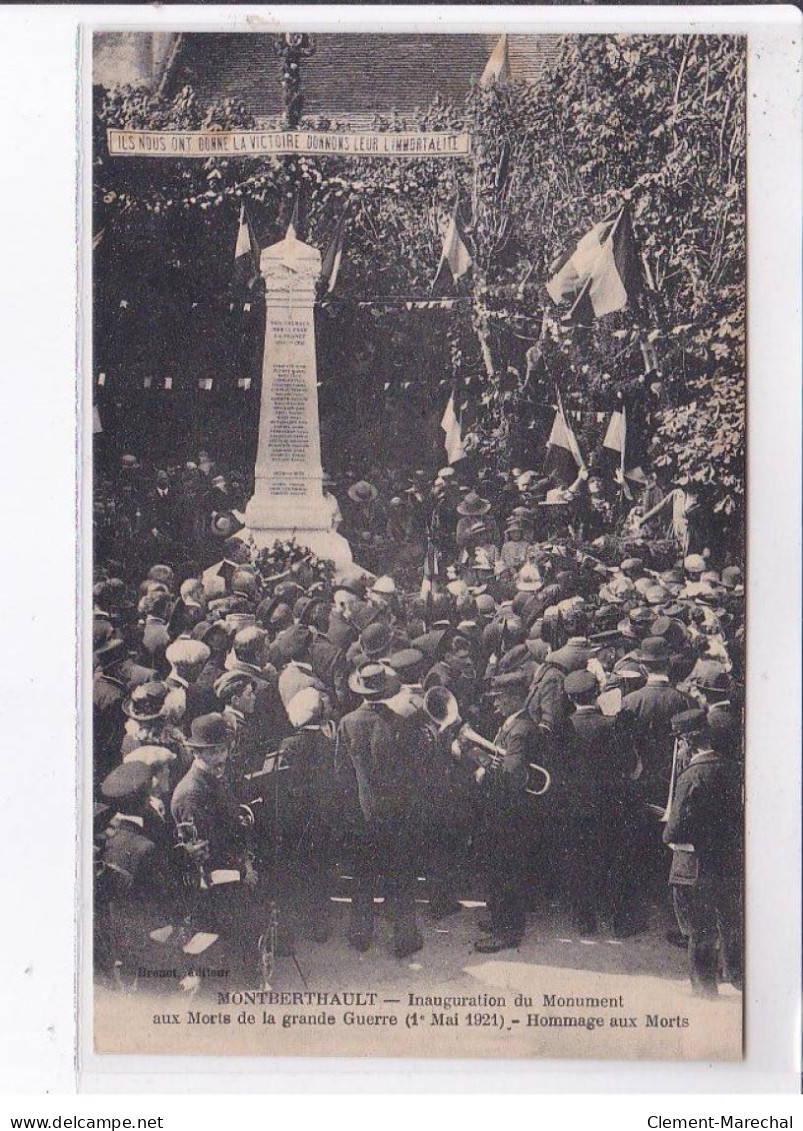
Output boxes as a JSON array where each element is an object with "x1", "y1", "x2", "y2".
[
  {"x1": 184, "y1": 713, "x2": 232, "y2": 748},
  {"x1": 122, "y1": 681, "x2": 169, "y2": 721},
  {"x1": 515, "y1": 563, "x2": 542, "y2": 592},
  {"x1": 348, "y1": 662, "x2": 402, "y2": 699},
  {"x1": 633, "y1": 636, "x2": 672, "y2": 664},
  {"x1": 359, "y1": 621, "x2": 394, "y2": 659},
  {"x1": 370, "y1": 575, "x2": 396, "y2": 597},
  {"x1": 347, "y1": 480, "x2": 379, "y2": 503},
  {"x1": 457, "y1": 491, "x2": 491, "y2": 517}
]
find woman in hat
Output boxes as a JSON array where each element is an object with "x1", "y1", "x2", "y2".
[
  {"x1": 120, "y1": 680, "x2": 186, "y2": 767},
  {"x1": 344, "y1": 480, "x2": 384, "y2": 570},
  {"x1": 455, "y1": 490, "x2": 498, "y2": 554}
]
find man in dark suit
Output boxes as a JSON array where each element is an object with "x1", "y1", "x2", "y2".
[
  {"x1": 663, "y1": 709, "x2": 742, "y2": 997},
  {"x1": 564, "y1": 670, "x2": 643, "y2": 936},
  {"x1": 547, "y1": 607, "x2": 594, "y2": 674},
  {"x1": 93, "y1": 638, "x2": 129, "y2": 787},
  {"x1": 472, "y1": 669, "x2": 545, "y2": 953},
  {"x1": 337, "y1": 663, "x2": 424, "y2": 958},
  {"x1": 227, "y1": 626, "x2": 290, "y2": 756},
  {"x1": 96, "y1": 762, "x2": 172, "y2": 980},
  {"x1": 618, "y1": 636, "x2": 690, "y2": 810},
  {"x1": 146, "y1": 470, "x2": 180, "y2": 539}
]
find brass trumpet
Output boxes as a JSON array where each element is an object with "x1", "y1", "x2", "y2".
[{"x1": 422, "y1": 686, "x2": 551, "y2": 797}]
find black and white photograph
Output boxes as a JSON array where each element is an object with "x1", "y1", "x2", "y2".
[{"x1": 88, "y1": 29, "x2": 746, "y2": 1060}]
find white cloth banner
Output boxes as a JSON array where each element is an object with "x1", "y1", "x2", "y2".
[{"x1": 107, "y1": 129, "x2": 471, "y2": 159}]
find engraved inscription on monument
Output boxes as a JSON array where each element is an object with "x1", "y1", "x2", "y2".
[{"x1": 244, "y1": 230, "x2": 353, "y2": 565}]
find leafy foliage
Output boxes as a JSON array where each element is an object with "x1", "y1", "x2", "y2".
[{"x1": 93, "y1": 33, "x2": 746, "y2": 517}]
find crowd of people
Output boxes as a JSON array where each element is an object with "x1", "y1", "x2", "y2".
[{"x1": 93, "y1": 446, "x2": 744, "y2": 1001}]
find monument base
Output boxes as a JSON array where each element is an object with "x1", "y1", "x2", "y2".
[{"x1": 243, "y1": 493, "x2": 367, "y2": 581}]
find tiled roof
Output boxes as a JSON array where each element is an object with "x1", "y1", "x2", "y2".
[{"x1": 161, "y1": 33, "x2": 564, "y2": 120}]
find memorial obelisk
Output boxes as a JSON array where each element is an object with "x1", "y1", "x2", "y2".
[{"x1": 244, "y1": 226, "x2": 353, "y2": 568}]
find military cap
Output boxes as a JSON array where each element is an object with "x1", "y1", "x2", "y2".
[
  {"x1": 671, "y1": 708, "x2": 707, "y2": 736},
  {"x1": 475, "y1": 594, "x2": 497, "y2": 615},
  {"x1": 100, "y1": 761, "x2": 152, "y2": 805},
  {"x1": 644, "y1": 584, "x2": 669, "y2": 606},
  {"x1": 489, "y1": 668, "x2": 531, "y2": 694},
  {"x1": 630, "y1": 606, "x2": 655, "y2": 626},
  {"x1": 165, "y1": 639, "x2": 210, "y2": 669},
  {"x1": 123, "y1": 745, "x2": 177, "y2": 768},
  {"x1": 564, "y1": 669, "x2": 598, "y2": 698}
]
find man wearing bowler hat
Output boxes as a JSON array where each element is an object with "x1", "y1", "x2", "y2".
[
  {"x1": 619, "y1": 636, "x2": 690, "y2": 810},
  {"x1": 171, "y1": 713, "x2": 256, "y2": 887}
]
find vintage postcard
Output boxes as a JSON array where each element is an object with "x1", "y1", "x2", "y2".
[{"x1": 87, "y1": 29, "x2": 745, "y2": 1060}]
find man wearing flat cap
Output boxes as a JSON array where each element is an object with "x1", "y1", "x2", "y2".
[
  {"x1": 96, "y1": 761, "x2": 173, "y2": 979},
  {"x1": 663, "y1": 709, "x2": 742, "y2": 996}
]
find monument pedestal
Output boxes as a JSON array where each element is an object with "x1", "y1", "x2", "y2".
[{"x1": 243, "y1": 228, "x2": 355, "y2": 573}]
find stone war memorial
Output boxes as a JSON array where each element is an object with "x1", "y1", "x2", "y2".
[
  {"x1": 244, "y1": 227, "x2": 353, "y2": 566},
  {"x1": 90, "y1": 30, "x2": 747, "y2": 1063}
]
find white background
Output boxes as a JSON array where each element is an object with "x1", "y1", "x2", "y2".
[{"x1": 0, "y1": 3, "x2": 799, "y2": 1107}]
